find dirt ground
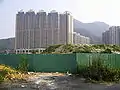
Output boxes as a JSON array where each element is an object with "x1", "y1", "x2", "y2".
[{"x1": 0, "y1": 73, "x2": 120, "y2": 90}]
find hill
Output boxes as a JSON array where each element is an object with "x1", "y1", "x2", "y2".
[
  {"x1": 74, "y1": 19, "x2": 109, "y2": 37},
  {"x1": 74, "y1": 19, "x2": 109, "y2": 44},
  {"x1": 0, "y1": 38, "x2": 15, "y2": 51}
]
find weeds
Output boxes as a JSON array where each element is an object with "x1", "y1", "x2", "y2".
[
  {"x1": 77, "y1": 55, "x2": 120, "y2": 82},
  {"x1": 17, "y1": 56, "x2": 29, "y2": 73},
  {"x1": 0, "y1": 64, "x2": 29, "y2": 83}
]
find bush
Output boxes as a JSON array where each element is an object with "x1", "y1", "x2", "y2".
[
  {"x1": 0, "y1": 67, "x2": 12, "y2": 83},
  {"x1": 77, "y1": 55, "x2": 120, "y2": 82},
  {"x1": 101, "y1": 48, "x2": 112, "y2": 53},
  {"x1": 43, "y1": 44, "x2": 62, "y2": 53},
  {"x1": 0, "y1": 64, "x2": 28, "y2": 83},
  {"x1": 0, "y1": 75, "x2": 4, "y2": 83},
  {"x1": 17, "y1": 56, "x2": 29, "y2": 73},
  {"x1": 31, "y1": 50, "x2": 36, "y2": 54},
  {"x1": 73, "y1": 46, "x2": 91, "y2": 53}
]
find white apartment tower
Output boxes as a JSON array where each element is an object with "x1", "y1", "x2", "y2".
[
  {"x1": 73, "y1": 32, "x2": 90, "y2": 44},
  {"x1": 59, "y1": 12, "x2": 73, "y2": 44}
]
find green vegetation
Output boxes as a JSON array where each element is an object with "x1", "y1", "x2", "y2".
[
  {"x1": 100, "y1": 48, "x2": 112, "y2": 53},
  {"x1": 77, "y1": 55, "x2": 120, "y2": 82},
  {"x1": 43, "y1": 44, "x2": 120, "y2": 54},
  {"x1": 30, "y1": 50, "x2": 39, "y2": 54},
  {"x1": 43, "y1": 44, "x2": 62, "y2": 53},
  {"x1": 0, "y1": 64, "x2": 28, "y2": 83},
  {"x1": 17, "y1": 56, "x2": 29, "y2": 73},
  {"x1": 0, "y1": 56, "x2": 29, "y2": 83}
]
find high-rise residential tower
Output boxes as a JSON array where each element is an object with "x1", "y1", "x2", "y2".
[
  {"x1": 35, "y1": 10, "x2": 47, "y2": 48},
  {"x1": 15, "y1": 10, "x2": 74, "y2": 54},
  {"x1": 15, "y1": 10, "x2": 24, "y2": 49},
  {"x1": 47, "y1": 11, "x2": 59, "y2": 46},
  {"x1": 102, "y1": 26, "x2": 120, "y2": 45},
  {"x1": 59, "y1": 12, "x2": 73, "y2": 44},
  {"x1": 16, "y1": 10, "x2": 36, "y2": 50}
]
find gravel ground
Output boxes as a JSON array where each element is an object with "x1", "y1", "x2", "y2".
[{"x1": 0, "y1": 73, "x2": 120, "y2": 90}]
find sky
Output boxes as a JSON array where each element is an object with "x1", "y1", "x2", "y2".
[{"x1": 0, "y1": 0, "x2": 120, "y2": 39}]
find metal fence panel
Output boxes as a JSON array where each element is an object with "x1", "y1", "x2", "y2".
[
  {"x1": 0, "y1": 54, "x2": 77, "y2": 73},
  {"x1": 32, "y1": 54, "x2": 77, "y2": 73}
]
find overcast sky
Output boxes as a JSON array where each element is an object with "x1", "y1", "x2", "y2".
[{"x1": 0, "y1": 0, "x2": 120, "y2": 39}]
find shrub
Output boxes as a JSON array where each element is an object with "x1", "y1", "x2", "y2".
[
  {"x1": 0, "y1": 75, "x2": 4, "y2": 83},
  {"x1": 101, "y1": 48, "x2": 112, "y2": 53},
  {"x1": 17, "y1": 56, "x2": 29, "y2": 73},
  {"x1": 31, "y1": 50, "x2": 36, "y2": 54},
  {"x1": 0, "y1": 67, "x2": 13, "y2": 83},
  {"x1": 43, "y1": 44, "x2": 62, "y2": 53},
  {"x1": 73, "y1": 46, "x2": 91, "y2": 53},
  {"x1": 77, "y1": 55, "x2": 120, "y2": 82},
  {"x1": 112, "y1": 45, "x2": 120, "y2": 52},
  {"x1": 63, "y1": 44, "x2": 74, "y2": 52}
]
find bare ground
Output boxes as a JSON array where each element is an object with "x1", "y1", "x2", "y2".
[{"x1": 0, "y1": 73, "x2": 120, "y2": 90}]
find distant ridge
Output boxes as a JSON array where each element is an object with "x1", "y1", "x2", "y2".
[
  {"x1": 74, "y1": 19, "x2": 109, "y2": 44},
  {"x1": 0, "y1": 38, "x2": 15, "y2": 51}
]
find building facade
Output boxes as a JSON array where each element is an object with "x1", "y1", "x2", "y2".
[
  {"x1": 15, "y1": 10, "x2": 73, "y2": 53},
  {"x1": 73, "y1": 32, "x2": 90, "y2": 44},
  {"x1": 102, "y1": 26, "x2": 120, "y2": 45},
  {"x1": 59, "y1": 12, "x2": 73, "y2": 44},
  {"x1": 35, "y1": 10, "x2": 47, "y2": 48},
  {"x1": 47, "y1": 11, "x2": 59, "y2": 46}
]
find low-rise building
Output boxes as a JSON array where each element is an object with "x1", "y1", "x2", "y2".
[{"x1": 73, "y1": 32, "x2": 90, "y2": 44}]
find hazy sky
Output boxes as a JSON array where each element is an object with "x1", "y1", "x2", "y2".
[{"x1": 0, "y1": 0, "x2": 120, "y2": 39}]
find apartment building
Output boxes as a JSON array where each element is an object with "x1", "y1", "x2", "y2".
[
  {"x1": 35, "y1": 10, "x2": 47, "y2": 48},
  {"x1": 73, "y1": 32, "x2": 90, "y2": 44},
  {"x1": 59, "y1": 12, "x2": 73, "y2": 44},
  {"x1": 47, "y1": 11, "x2": 59, "y2": 46},
  {"x1": 102, "y1": 26, "x2": 120, "y2": 45},
  {"x1": 15, "y1": 10, "x2": 73, "y2": 53}
]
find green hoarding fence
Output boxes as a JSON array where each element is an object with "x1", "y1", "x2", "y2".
[
  {"x1": 0, "y1": 54, "x2": 34, "y2": 71},
  {"x1": 0, "y1": 53, "x2": 120, "y2": 73},
  {"x1": 32, "y1": 54, "x2": 77, "y2": 72},
  {"x1": 76, "y1": 53, "x2": 120, "y2": 69},
  {"x1": 0, "y1": 54, "x2": 77, "y2": 73}
]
